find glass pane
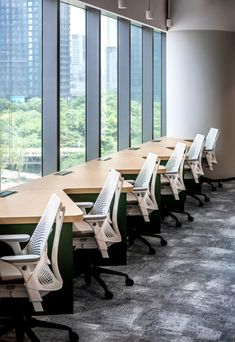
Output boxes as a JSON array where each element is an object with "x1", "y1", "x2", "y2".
[
  {"x1": 130, "y1": 25, "x2": 142, "y2": 147},
  {"x1": 100, "y1": 15, "x2": 118, "y2": 156},
  {"x1": 153, "y1": 31, "x2": 162, "y2": 139},
  {"x1": 0, "y1": 0, "x2": 42, "y2": 191},
  {"x1": 60, "y1": 4, "x2": 86, "y2": 169}
]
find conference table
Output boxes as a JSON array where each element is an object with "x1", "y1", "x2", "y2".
[{"x1": 0, "y1": 137, "x2": 191, "y2": 314}]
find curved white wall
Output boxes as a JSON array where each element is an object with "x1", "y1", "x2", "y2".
[
  {"x1": 170, "y1": 0, "x2": 235, "y2": 32},
  {"x1": 167, "y1": 0, "x2": 235, "y2": 178}
]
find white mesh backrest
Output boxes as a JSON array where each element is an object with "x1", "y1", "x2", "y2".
[
  {"x1": 90, "y1": 169, "x2": 121, "y2": 216},
  {"x1": 134, "y1": 152, "x2": 158, "y2": 189},
  {"x1": 187, "y1": 134, "x2": 205, "y2": 160},
  {"x1": 166, "y1": 142, "x2": 186, "y2": 173},
  {"x1": 26, "y1": 193, "x2": 62, "y2": 256},
  {"x1": 205, "y1": 128, "x2": 219, "y2": 151}
]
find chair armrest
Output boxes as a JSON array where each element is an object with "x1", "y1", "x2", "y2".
[
  {"x1": 0, "y1": 234, "x2": 30, "y2": 243},
  {"x1": 126, "y1": 180, "x2": 135, "y2": 185},
  {"x1": 1, "y1": 254, "x2": 40, "y2": 264},
  {"x1": 84, "y1": 214, "x2": 107, "y2": 221},
  {"x1": 74, "y1": 202, "x2": 94, "y2": 208},
  {"x1": 0, "y1": 234, "x2": 30, "y2": 255},
  {"x1": 186, "y1": 157, "x2": 198, "y2": 162},
  {"x1": 133, "y1": 187, "x2": 148, "y2": 192},
  {"x1": 164, "y1": 171, "x2": 178, "y2": 176}
]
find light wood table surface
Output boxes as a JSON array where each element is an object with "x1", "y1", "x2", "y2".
[
  {"x1": 0, "y1": 189, "x2": 83, "y2": 225},
  {"x1": 0, "y1": 137, "x2": 192, "y2": 225},
  {"x1": 0, "y1": 137, "x2": 189, "y2": 224},
  {"x1": 155, "y1": 136, "x2": 192, "y2": 149}
]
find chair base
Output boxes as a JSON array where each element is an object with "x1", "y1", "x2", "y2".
[
  {"x1": 200, "y1": 176, "x2": 218, "y2": 191},
  {"x1": 74, "y1": 250, "x2": 134, "y2": 299},
  {"x1": 0, "y1": 313, "x2": 79, "y2": 342},
  {"x1": 128, "y1": 227, "x2": 167, "y2": 255},
  {"x1": 199, "y1": 176, "x2": 235, "y2": 191},
  {"x1": 86, "y1": 265, "x2": 134, "y2": 299},
  {"x1": 162, "y1": 207, "x2": 194, "y2": 227},
  {"x1": 186, "y1": 189, "x2": 210, "y2": 206}
]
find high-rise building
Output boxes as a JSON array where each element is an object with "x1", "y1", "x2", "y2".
[
  {"x1": 131, "y1": 25, "x2": 142, "y2": 102},
  {"x1": 105, "y1": 46, "x2": 117, "y2": 92},
  {"x1": 0, "y1": 0, "x2": 41, "y2": 100},
  {"x1": 70, "y1": 34, "x2": 85, "y2": 97},
  {"x1": 60, "y1": 3, "x2": 71, "y2": 98}
]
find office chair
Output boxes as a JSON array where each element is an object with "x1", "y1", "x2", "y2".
[
  {"x1": 200, "y1": 128, "x2": 221, "y2": 191},
  {"x1": 126, "y1": 152, "x2": 167, "y2": 255},
  {"x1": 0, "y1": 193, "x2": 79, "y2": 342},
  {"x1": 161, "y1": 142, "x2": 194, "y2": 227},
  {"x1": 184, "y1": 133, "x2": 210, "y2": 206},
  {"x1": 73, "y1": 169, "x2": 134, "y2": 300}
]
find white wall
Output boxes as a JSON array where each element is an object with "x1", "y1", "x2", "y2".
[
  {"x1": 167, "y1": 0, "x2": 235, "y2": 178},
  {"x1": 170, "y1": 0, "x2": 235, "y2": 32}
]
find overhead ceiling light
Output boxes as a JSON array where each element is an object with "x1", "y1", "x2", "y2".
[
  {"x1": 146, "y1": 0, "x2": 154, "y2": 20},
  {"x1": 118, "y1": 0, "x2": 127, "y2": 9}
]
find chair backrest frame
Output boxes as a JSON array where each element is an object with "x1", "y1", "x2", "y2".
[
  {"x1": 165, "y1": 142, "x2": 187, "y2": 174},
  {"x1": 204, "y1": 128, "x2": 220, "y2": 170},
  {"x1": 25, "y1": 193, "x2": 64, "y2": 257},
  {"x1": 90, "y1": 169, "x2": 122, "y2": 217},
  {"x1": 205, "y1": 128, "x2": 219, "y2": 151},
  {"x1": 187, "y1": 134, "x2": 205, "y2": 161},
  {"x1": 134, "y1": 152, "x2": 158, "y2": 189},
  {"x1": 161, "y1": 142, "x2": 187, "y2": 200}
]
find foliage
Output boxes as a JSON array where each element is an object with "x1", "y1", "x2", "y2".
[{"x1": 0, "y1": 94, "x2": 161, "y2": 181}]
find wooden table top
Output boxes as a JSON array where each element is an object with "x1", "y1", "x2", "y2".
[
  {"x1": 0, "y1": 189, "x2": 83, "y2": 224},
  {"x1": 0, "y1": 137, "x2": 188, "y2": 225},
  {"x1": 155, "y1": 136, "x2": 192, "y2": 149}
]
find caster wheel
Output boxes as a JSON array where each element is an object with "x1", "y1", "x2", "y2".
[
  {"x1": 188, "y1": 216, "x2": 194, "y2": 222},
  {"x1": 149, "y1": 248, "x2": 156, "y2": 255},
  {"x1": 126, "y1": 277, "x2": 134, "y2": 286},
  {"x1": 199, "y1": 202, "x2": 204, "y2": 207},
  {"x1": 218, "y1": 182, "x2": 223, "y2": 188},
  {"x1": 161, "y1": 239, "x2": 167, "y2": 246},
  {"x1": 105, "y1": 290, "x2": 113, "y2": 299},
  {"x1": 69, "y1": 331, "x2": 79, "y2": 342},
  {"x1": 176, "y1": 222, "x2": 182, "y2": 227},
  {"x1": 205, "y1": 197, "x2": 210, "y2": 202},
  {"x1": 212, "y1": 187, "x2": 216, "y2": 192}
]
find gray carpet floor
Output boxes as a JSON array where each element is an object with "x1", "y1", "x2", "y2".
[{"x1": 2, "y1": 182, "x2": 235, "y2": 341}]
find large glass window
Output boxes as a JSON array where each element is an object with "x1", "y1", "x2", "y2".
[
  {"x1": 130, "y1": 25, "x2": 143, "y2": 147},
  {"x1": 0, "y1": 0, "x2": 42, "y2": 191},
  {"x1": 153, "y1": 31, "x2": 162, "y2": 138},
  {"x1": 100, "y1": 15, "x2": 118, "y2": 156},
  {"x1": 60, "y1": 3, "x2": 86, "y2": 169}
]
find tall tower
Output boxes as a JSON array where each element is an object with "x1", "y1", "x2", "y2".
[
  {"x1": 60, "y1": 3, "x2": 71, "y2": 98},
  {"x1": 0, "y1": 0, "x2": 41, "y2": 100}
]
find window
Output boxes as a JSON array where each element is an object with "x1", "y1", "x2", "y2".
[
  {"x1": 0, "y1": 0, "x2": 42, "y2": 191},
  {"x1": 0, "y1": 2, "x2": 164, "y2": 186},
  {"x1": 100, "y1": 15, "x2": 118, "y2": 156},
  {"x1": 60, "y1": 3, "x2": 86, "y2": 169},
  {"x1": 153, "y1": 31, "x2": 162, "y2": 138},
  {"x1": 130, "y1": 25, "x2": 143, "y2": 146}
]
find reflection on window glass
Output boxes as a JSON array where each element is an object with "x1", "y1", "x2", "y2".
[
  {"x1": 0, "y1": 0, "x2": 42, "y2": 191},
  {"x1": 130, "y1": 25, "x2": 142, "y2": 147},
  {"x1": 101, "y1": 15, "x2": 117, "y2": 156},
  {"x1": 153, "y1": 31, "x2": 162, "y2": 138},
  {"x1": 60, "y1": 4, "x2": 86, "y2": 169}
]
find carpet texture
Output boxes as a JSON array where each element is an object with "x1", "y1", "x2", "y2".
[{"x1": 1, "y1": 182, "x2": 235, "y2": 341}]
